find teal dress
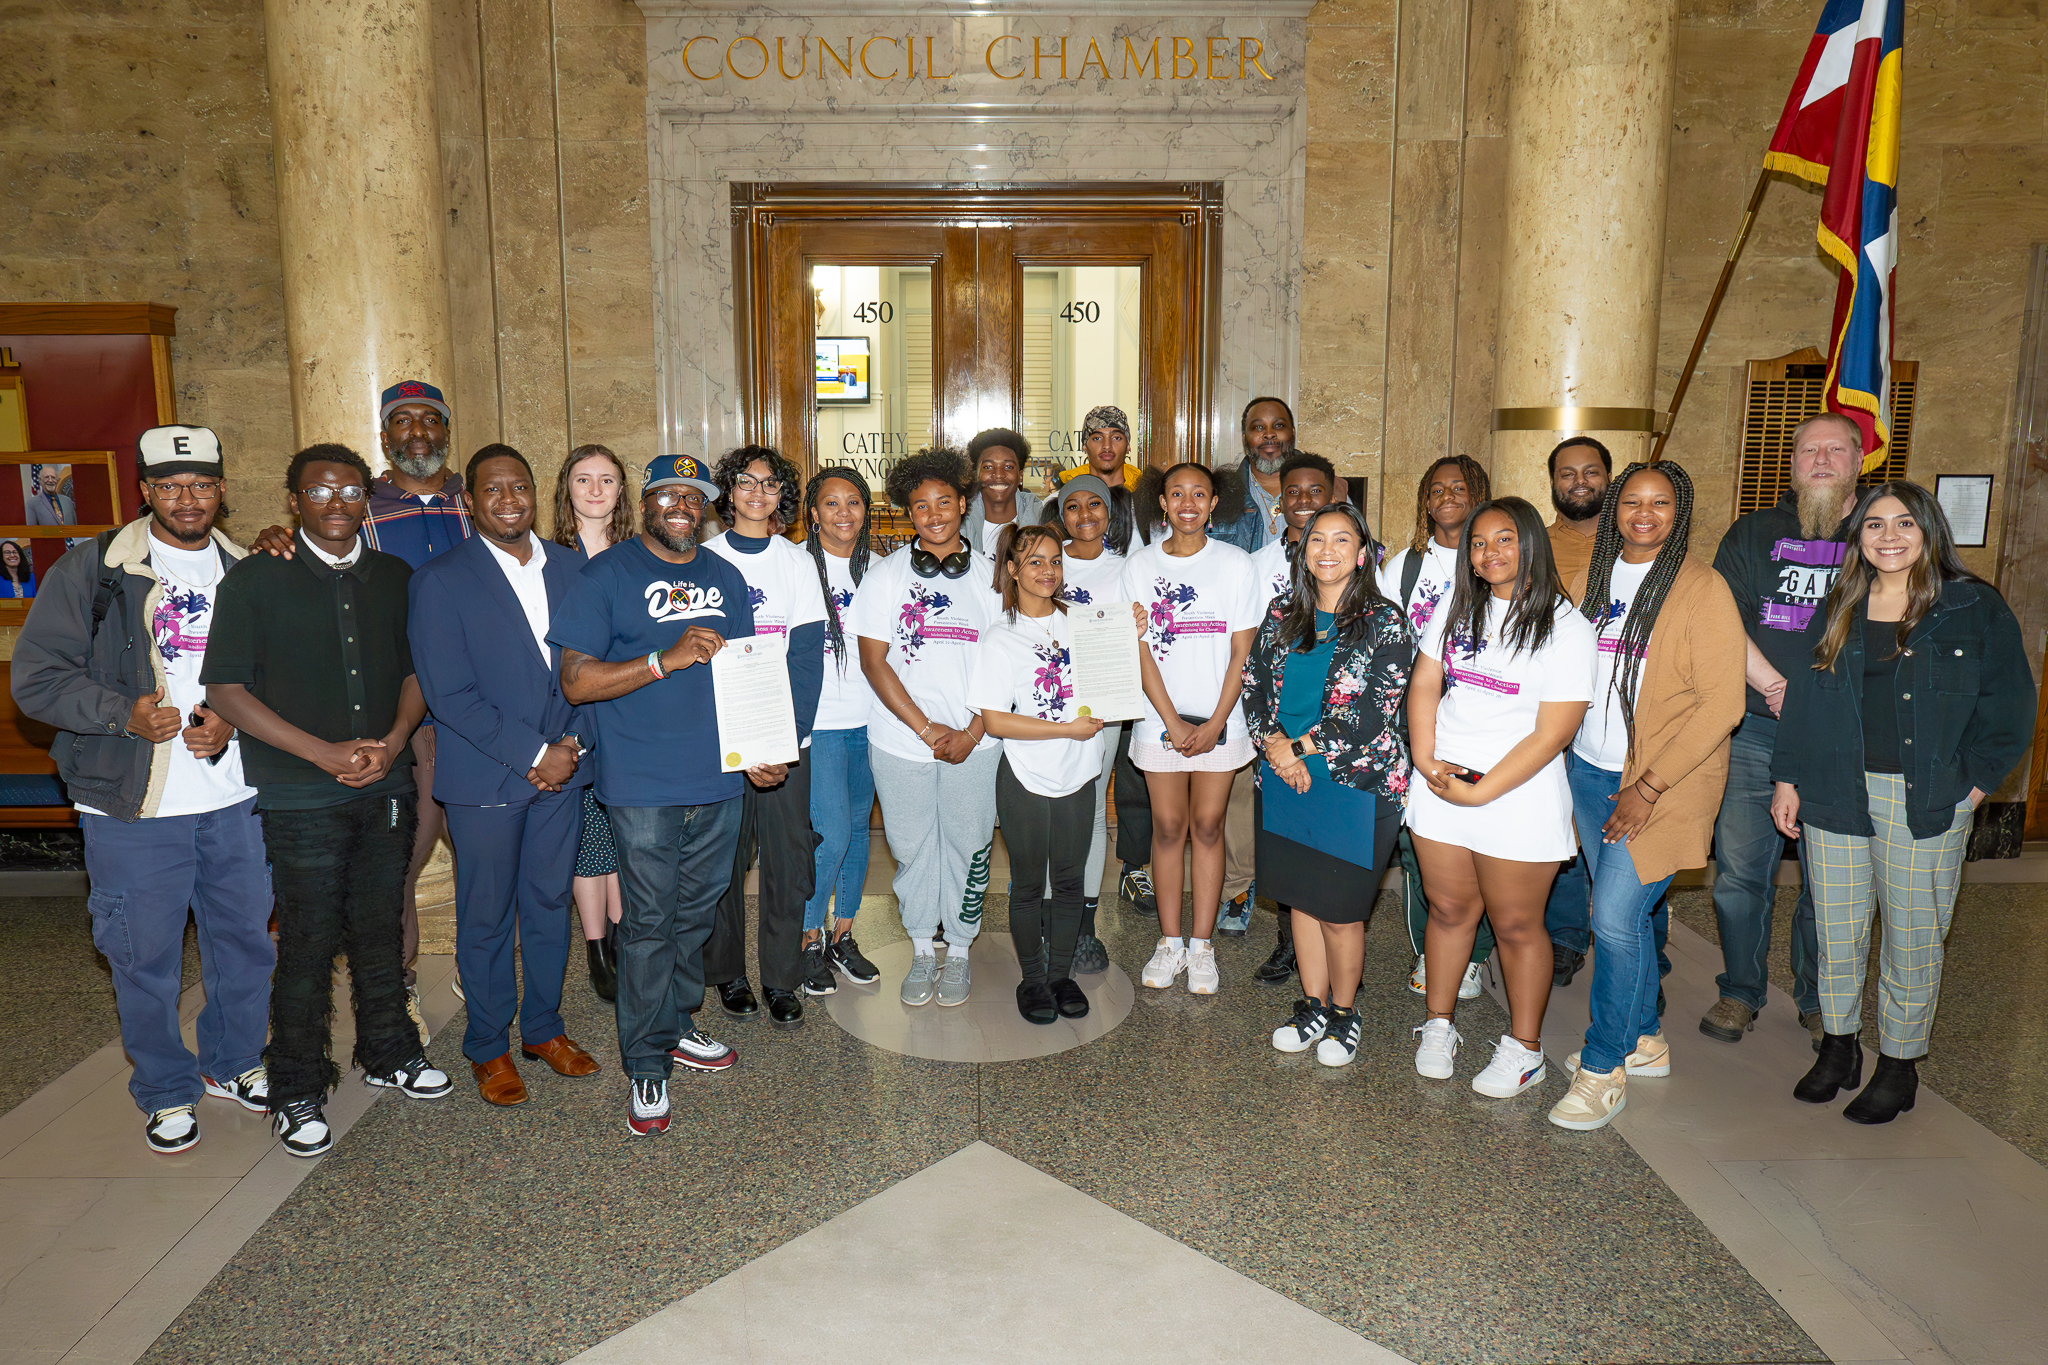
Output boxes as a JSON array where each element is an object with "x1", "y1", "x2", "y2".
[{"x1": 1256, "y1": 612, "x2": 1402, "y2": 923}]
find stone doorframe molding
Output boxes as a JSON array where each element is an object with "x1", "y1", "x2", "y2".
[{"x1": 634, "y1": 0, "x2": 1316, "y2": 458}]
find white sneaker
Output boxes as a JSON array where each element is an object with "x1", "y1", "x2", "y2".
[
  {"x1": 1563, "y1": 1032, "x2": 1671, "y2": 1078},
  {"x1": 145, "y1": 1104, "x2": 200, "y2": 1154},
  {"x1": 1472, "y1": 1035, "x2": 1547, "y2": 1098},
  {"x1": 1184, "y1": 941, "x2": 1219, "y2": 994},
  {"x1": 1140, "y1": 938, "x2": 1186, "y2": 989},
  {"x1": 1412, "y1": 1018, "x2": 1461, "y2": 1079},
  {"x1": 1549, "y1": 1064, "x2": 1627, "y2": 1130},
  {"x1": 1407, "y1": 957, "x2": 1483, "y2": 1000},
  {"x1": 1315, "y1": 1008, "x2": 1363, "y2": 1067},
  {"x1": 202, "y1": 1064, "x2": 269, "y2": 1113}
]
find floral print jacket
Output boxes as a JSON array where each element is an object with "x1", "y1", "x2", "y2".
[{"x1": 1239, "y1": 596, "x2": 1415, "y2": 805}]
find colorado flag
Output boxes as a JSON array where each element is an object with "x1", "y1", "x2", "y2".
[{"x1": 1764, "y1": 0, "x2": 1902, "y2": 473}]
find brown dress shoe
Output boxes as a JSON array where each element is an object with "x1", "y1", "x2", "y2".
[
  {"x1": 471, "y1": 1054, "x2": 528, "y2": 1106},
  {"x1": 520, "y1": 1034, "x2": 600, "y2": 1077}
]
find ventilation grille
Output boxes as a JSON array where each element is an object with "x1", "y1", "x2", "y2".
[{"x1": 1735, "y1": 347, "x2": 1916, "y2": 515}]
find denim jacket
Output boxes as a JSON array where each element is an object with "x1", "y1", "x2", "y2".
[
  {"x1": 1771, "y1": 579, "x2": 2035, "y2": 840},
  {"x1": 1239, "y1": 595, "x2": 1415, "y2": 804}
]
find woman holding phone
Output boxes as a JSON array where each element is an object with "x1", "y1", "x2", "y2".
[
  {"x1": 1406, "y1": 496, "x2": 1595, "y2": 1097},
  {"x1": 969, "y1": 524, "x2": 1116, "y2": 1023},
  {"x1": 1241, "y1": 503, "x2": 1412, "y2": 1066},
  {"x1": 1121, "y1": 463, "x2": 1263, "y2": 995}
]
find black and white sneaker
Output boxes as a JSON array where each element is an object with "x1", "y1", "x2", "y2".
[
  {"x1": 1316, "y1": 1007, "x2": 1364, "y2": 1067},
  {"x1": 145, "y1": 1103, "x2": 201, "y2": 1154},
  {"x1": 202, "y1": 1064, "x2": 269, "y2": 1113},
  {"x1": 670, "y1": 1027, "x2": 738, "y2": 1072},
  {"x1": 828, "y1": 933, "x2": 880, "y2": 984},
  {"x1": 365, "y1": 1054, "x2": 453, "y2": 1099},
  {"x1": 1271, "y1": 998, "x2": 1330, "y2": 1053},
  {"x1": 271, "y1": 1098, "x2": 333, "y2": 1157},
  {"x1": 799, "y1": 942, "x2": 838, "y2": 996}
]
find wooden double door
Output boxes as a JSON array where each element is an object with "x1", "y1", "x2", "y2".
[{"x1": 731, "y1": 183, "x2": 1221, "y2": 503}]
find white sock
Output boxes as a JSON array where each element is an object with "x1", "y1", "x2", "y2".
[
  {"x1": 1189, "y1": 936, "x2": 1210, "y2": 952},
  {"x1": 912, "y1": 936, "x2": 936, "y2": 958},
  {"x1": 1176, "y1": 936, "x2": 1190, "y2": 951}
]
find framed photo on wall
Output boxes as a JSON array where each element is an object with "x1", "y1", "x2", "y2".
[{"x1": 1934, "y1": 474, "x2": 1993, "y2": 548}]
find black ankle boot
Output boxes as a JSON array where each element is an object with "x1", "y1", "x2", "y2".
[
  {"x1": 1794, "y1": 1032, "x2": 1862, "y2": 1103},
  {"x1": 1843, "y1": 1052, "x2": 1918, "y2": 1124},
  {"x1": 587, "y1": 935, "x2": 618, "y2": 1003}
]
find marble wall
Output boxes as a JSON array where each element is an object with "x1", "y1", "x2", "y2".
[
  {"x1": 1653, "y1": 0, "x2": 2047, "y2": 567},
  {"x1": 4, "y1": 0, "x2": 2044, "y2": 574},
  {"x1": 635, "y1": 7, "x2": 1311, "y2": 462},
  {"x1": 3, "y1": 0, "x2": 296, "y2": 526}
]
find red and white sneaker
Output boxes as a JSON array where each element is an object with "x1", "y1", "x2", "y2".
[
  {"x1": 1472, "y1": 1035, "x2": 1548, "y2": 1098},
  {"x1": 628, "y1": 1078, "x2": 670, "y2": 1136},
  {"x1": 202, "y1": 1065, "x2": 269, "y2": 1113},
  {"x1": 670, "y1": 1027, "x2": 738, "y2": 1072}
]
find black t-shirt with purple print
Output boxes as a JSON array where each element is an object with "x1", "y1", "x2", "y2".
[{"x1": 1711, "y1": 488, "x2": 1852, "y2": 721}]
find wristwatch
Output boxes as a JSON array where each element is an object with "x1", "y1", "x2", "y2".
[{"x1": 1290, "y1": 734, "x2": 1312, "y2": 758}]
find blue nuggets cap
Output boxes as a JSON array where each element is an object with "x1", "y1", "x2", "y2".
[
  {"x1": 379, "y1": 379, "x2": 450, "y2": 424},
  {"x1": 644, "y1": 454, "x2": 719, "y2": 499}
]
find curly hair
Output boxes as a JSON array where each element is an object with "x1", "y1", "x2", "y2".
[
  {"x1": 712, "y1": 445, "x2": 802, "y2": 531},
  {"x1": 967, "y1": 427, "x2": 1032, "y2": 466},
  {"x1": 551, "y1": 443, "x2": 635, "y2": 551},
  {"x1": 1133, "y1": 462, "x2": 1216, "y2": 541},
  {"x1": 1409, "y1": 454, "x2": 1491, "y2": 554},
  {"x1": 884, "y1": 447, "x2": 970, "y2": 510}
]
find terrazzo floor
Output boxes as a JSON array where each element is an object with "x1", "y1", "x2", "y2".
[{"x1": 132, "y1": 892, "x2": 1818, "y2": 1365}]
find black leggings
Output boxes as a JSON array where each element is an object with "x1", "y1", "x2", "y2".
[{"x1": 997, "y1": 756, "x2": 1094, "y2": 983}]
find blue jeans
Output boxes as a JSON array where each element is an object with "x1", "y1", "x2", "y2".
[
  {"x1": 608, "y1": 798, "x2": 742, "y2": 1080},
  {"x1": 1545, "y1": 839, "x2": 1671, "y2": 977},
  {"x1": 1711, "y1": 714, "x2": 1820, "y2": 1015},
  {"x1": 804, "y1": 727, "x2": 874, "y2": 933},
  {"x1": 1568, "y1": 755, "x2": 1675, "y2": 1072},
  {"x1": 82, "y1": 797, "x2": 275, "y2": 1114}
]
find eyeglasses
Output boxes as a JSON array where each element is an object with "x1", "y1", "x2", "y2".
[
  {"x1": 732, "y1": 474, "x2": 783, "y2": 495},
  {"x1": 650, "y1": 490, "x2": 706, "y2": 510},
  {"x1": 147, "y1": 481, "x2": 222, "y2": 502},
  {"x1": 299, "y1": 485, "x2": 368, "y2": 506}
]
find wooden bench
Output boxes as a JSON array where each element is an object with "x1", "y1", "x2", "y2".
[{"x1": 0, "y1": 662, "x2": 77, "y2": 827}]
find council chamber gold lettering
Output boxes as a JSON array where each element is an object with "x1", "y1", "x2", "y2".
[{"x1": 676, "y1": 33, "x2": 1276, "y2": 83}]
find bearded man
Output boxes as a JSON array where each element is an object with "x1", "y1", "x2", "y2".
[
  {"x1": 1545, "y1": 436, "x2": 1612, "y2": 588},
  {"x1": 1209, "y1": 397, "x2": 1296, "y2": 552},
  {"x1": 1701, "y1": 412, "x2": 1861, "y2": 1052}
]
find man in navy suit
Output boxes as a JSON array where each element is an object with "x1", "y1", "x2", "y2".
[{"x1": 408, "y1": 445, "x2": 601, "y2": 1105}]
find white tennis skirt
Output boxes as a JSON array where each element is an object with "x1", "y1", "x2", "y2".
[
  {"x1": 1131, "y1": 730, "x2": 1256, "y2": 774},
  {"x1": 1403, "y1": 755, "x2": 1576, "y2": 863}
]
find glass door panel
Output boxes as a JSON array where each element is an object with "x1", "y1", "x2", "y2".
[{"x1": 1016, "y1": 265, "x2": 1144, "y2": 486}]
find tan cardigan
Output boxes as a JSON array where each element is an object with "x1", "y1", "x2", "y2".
[{"x1": 1566, "y1": 556, "x2": 1747, "y2": 883}]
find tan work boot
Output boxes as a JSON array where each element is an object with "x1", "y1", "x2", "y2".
[{"x1": 1698, "y1": 996, "x2": 1756, "y2": 1043}]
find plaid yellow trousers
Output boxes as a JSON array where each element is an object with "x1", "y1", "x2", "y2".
[{"x1": 1805, "y1": 773, "x2": 1971, "y2": 1059}]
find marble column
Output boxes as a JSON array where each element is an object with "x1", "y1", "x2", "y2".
[
  {"x1": 1489, "y1": 0, "x2": 1676, "y2": 504},
  {"x1": 265, "y1": 0, "x2": 453, "y2": 460}
]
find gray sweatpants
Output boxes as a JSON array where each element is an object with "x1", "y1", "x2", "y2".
[{"x1": 871, "y1": 744, "x2": 1001, "y2": 945}]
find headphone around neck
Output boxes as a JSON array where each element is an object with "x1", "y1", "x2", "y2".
[{"x1": 910, "y1": 544, "x2": 974, "y2": 580}]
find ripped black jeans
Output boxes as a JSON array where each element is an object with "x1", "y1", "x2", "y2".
[{"x1": 260, "y1": 792, "x2": 422, "y2": 1108}]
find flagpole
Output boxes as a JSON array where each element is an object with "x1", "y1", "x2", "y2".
[{"x1": 1650, "y1": 168, "x2": 1773, "y2": 462}]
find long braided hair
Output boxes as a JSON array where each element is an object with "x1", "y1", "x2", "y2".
[
  {"x1": 1409, "y1": 455, "x2": 1490, "y2": 554},
  {"x1": 1575, "y1": 460, "x2": 1695, "y2": 760},
  {"x1": 804, "y1": 466, "x2": 873, "y2": 672}
]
